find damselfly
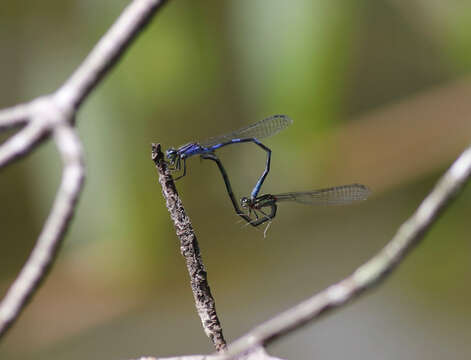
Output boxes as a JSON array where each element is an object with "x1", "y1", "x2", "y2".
[
  {"x1": 240, "y1": 184, "x2": 371, "y2": 226},
  {"x1": 166, "y1": 114, "x2": 292, "y2": 199},
  {"x1": 201, "y1": 152, "x2": 370, "y2": 227}
]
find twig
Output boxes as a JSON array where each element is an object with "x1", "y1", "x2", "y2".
[
  {"x1": 219, "y1": 143, "x2": 471, "y2": 359},
  {"x1": 133, "y1": 346, "x2": 284, "y2": 360},
  {"x1": 0, "y1": 101, "x2": 32, "y2": 130},
  {"x1": 0, "y1": 125, "x2": 84, "y2": 337},
  {"x1": 0, "y1": 0, "x2": 170, "y2": 340},
  {"x1": 0, "y1": 120, "x2": 48, "y2": 170},
  {"x1": 151, "y1": 143, "x2": 227, "y2": 352},
  {"x1": 56, "y1": 0, "x2": 168, "y2": 110}
]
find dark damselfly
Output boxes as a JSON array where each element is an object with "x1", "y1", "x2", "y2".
[
  {"x1": 240, "y1": 184, "x2": 371, "y2": 226},
  {"x1": 201, "y1": 152, "x2": 370, "y2": 227},
  {"x1": 166, "y1": 114, "x2": 292, "y2": 199}
]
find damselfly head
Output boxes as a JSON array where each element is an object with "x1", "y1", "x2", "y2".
[
  {"x1": 240, "y1": 197, "x2": 251, "y2": 208},
  {"x1": 166, "y1": 148, "x2": 177, "y2": 164}
]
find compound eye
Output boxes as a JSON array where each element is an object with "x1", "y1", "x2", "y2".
[{"x1": 166, "y1": 149, "x2": 176, "y2": 159}]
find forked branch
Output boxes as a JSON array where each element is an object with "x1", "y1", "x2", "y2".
[{"x1": 0, "y1": 0, "x2": 168, "y2": 340}]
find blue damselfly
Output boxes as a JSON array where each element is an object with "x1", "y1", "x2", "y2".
[{"x1": 166, "y1": 114, "x2": 292, "y2": 199}]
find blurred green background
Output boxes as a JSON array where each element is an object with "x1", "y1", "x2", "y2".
[{"x1": 1, "y1": 1, "x2": 471, "y2": 359}]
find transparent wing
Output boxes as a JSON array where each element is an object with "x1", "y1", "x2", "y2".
[
  {"x1": 274, "y1": 184, "x2": 370, "y2": 205},
  {"x1": 200, "y1": 114, "x2": 292, "y2": 148}
]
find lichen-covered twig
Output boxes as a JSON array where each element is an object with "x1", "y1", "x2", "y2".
[
  {"x1": 151, "y1": 144, "x2": 227, "y2": 352},
  {"x1": 219, "y1": 143, "x2": 471, "y2": 359}
]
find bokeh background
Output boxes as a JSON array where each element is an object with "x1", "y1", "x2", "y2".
[{"x1": 1, "y1": 1, "x2": 471, "y2": 359}]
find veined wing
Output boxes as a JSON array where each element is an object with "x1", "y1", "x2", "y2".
[
  {"x1": 200, "y1": 114, "x2": 292, "y2": 148},
  {"x1": 274, "y1": 184, "x2": 370, "y2": 205}
]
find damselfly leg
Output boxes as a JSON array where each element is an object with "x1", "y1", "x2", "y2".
[{"x1": 173, "y1": 158, "x2": 187, "y2": 181}]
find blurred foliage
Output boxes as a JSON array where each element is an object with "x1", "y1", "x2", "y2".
[{"x1": 1, "y1": 1, "x2": 471, "y2": 359}]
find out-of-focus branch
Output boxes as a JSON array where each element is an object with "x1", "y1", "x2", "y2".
[
  {"x1": 0, "y1": 101, "x2": 32, "y2": 130},
  {"x1": 0, "y1": 0, "x2": 170, "y2": 341},
  {"x1": 327, "y1": 78, "x2": 471, "y2": 192},
  {"x1": 151, "y1": 144, "x2": 227, "y2": 352},
  {"x1": 134, "y1": 346, "x2": 284, "y2": 360},
  {"x1": 0, "y1": 125, "x2": 84, "y2": 337},
  {"x1": 219, "y1": 143, "x2": 471, "y2": 359},
  {"x1": 56, "y1": 0, "x2": 168, "y2": 110},
  {"x1": 0, "y1": 120, "x2": 48, "y2": 170}
]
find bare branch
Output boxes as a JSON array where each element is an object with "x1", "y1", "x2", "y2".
[
  {"x1": 0, "y1": 0, "x2": 169, "y2": 340},
  {"x1": 219, "y1": 143, "x2": 471, "y2": 359},
  {"x1": 0, "y1": 120, "x2": 48, "y2": 170},
  {"x1": 0, "y1": 124, "x2": 84, "y2": 337},
  {"x1": 133, "y1": 346, "x2": 284, "y2": 360},
  {"x1": 0, "y1": 101, "x2": 32, "y2": 130},
  {"x1": 56, "y1": 0, "x2": 168, "y2": 110},
  {"x1": 151, "y1": 144, "x2": 227, "y2": 352}
]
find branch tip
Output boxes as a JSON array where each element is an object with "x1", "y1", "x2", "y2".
[{"x1": 151, "y1": 143, "x2": 162, "y2": 162}]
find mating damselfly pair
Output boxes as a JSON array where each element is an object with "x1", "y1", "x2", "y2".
[{"x1": 165, "y1": 115, "x2": 370, "y2": 228}]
